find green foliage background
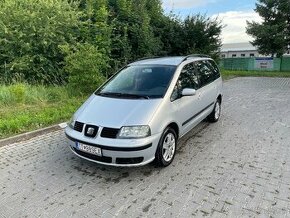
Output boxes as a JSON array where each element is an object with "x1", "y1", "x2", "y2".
[
  {"x1": 0, "y1": 0, "x2": 81, "y2": 84},
  {"x1": 247, "y1": 0, "x2": 290, "y2": 57},
  {"x1": 0, "y1": 0, "x2": 222, "y2": 93}
]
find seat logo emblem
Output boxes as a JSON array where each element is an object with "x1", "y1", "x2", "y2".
[{"x1": 87, "y1": 127, "x2": 95, "y2": 135}]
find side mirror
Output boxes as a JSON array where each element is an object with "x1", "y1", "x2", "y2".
[{"x1": 181, "y1": 88, "x2": 196, "y2": 96}]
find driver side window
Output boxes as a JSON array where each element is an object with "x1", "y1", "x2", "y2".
[{"x1": 171, "y1": 63, "x2": 199, "y2": 101}]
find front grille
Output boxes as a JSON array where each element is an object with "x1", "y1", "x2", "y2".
[
  {"x1": 101, "y1": 127, "x2": 120, "y2": 138},
  {"x1": 84, "y1": 125, "x2": 99, "y2": 138},
  {"x1": 74, "y1": 121, "x2": 84, "y2": 132},
  {"x1": 73, "y1": 148, "x2": 112, "y2": 163},
  {"x1": 116, "y1": 157, "x2": 144, "y2": 164}
]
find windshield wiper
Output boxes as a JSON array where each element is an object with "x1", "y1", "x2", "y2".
[
  {"x1": 97, "y1": 92, "x2": 121, "y2": 97},
  {"x1": 98, "y1": 92, "x2": 150, "y2": 99},
  {"x1": 121, "y1": 93, "x2": 150, "y2": 99}
]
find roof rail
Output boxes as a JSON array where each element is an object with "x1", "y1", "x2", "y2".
[
  {"x1": 135, "y1": 56, "x2": 162, "y2": 62},
  {"x1": 181, "y1": 54, "x2": 210, "y2": 62}
]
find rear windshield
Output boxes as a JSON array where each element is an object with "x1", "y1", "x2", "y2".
[{"x1": 96, "y1": 65, "x2": 176, "y2": 99}]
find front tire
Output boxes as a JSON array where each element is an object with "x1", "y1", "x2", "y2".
[
  {"x1": 155, "y1": 127, "x2": 177, "y2": 167},
  {"x1": 208, "y1": 99, "x2": 221, "y2": 122}
]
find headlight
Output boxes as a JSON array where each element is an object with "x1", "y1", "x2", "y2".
[
  {"x1": 68, "y1": 117, "x2": 75, "y2": 129},
  {"x1": 118, "y1": 126, "x2": 151, "y2": 139}
]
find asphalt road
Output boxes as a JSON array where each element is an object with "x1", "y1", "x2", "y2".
[{"x1": 1, "y1": 77, "x2": 290, "y2": 217}]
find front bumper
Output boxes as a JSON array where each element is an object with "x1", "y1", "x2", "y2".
[{"x1": 65, "y1": 127, "x2": 161, "y2": 167}]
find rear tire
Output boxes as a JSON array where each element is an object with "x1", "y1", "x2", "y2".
[
  {"x1": 208, "y1": 99, "x2": 221, "y2": 122},
  {"x1": 155, "y1": 127, "x2": 177, "y2": 167}
]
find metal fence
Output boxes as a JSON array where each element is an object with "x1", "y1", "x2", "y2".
[{"x1": 220, "y1": 57, "x2": 290, "y2": 71}]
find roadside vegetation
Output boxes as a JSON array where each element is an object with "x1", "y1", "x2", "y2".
[
  {"x1": 221, "y1": 70, "x2": 290, "y2": 80},
  {"x1": 0, "y1": 83, "x2": 86, "y2": 139},
  {"x1": 0, "y1": 0, "x2": 222, "y2": 93}
]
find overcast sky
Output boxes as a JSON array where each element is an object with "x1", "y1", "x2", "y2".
[{"x1": 162, "y1": 0, "x2": 262, "y2": 44}]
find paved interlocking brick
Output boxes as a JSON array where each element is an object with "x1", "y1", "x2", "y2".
[{"x1": 1, "y1": 77, "x2": 290, "y2": 217}]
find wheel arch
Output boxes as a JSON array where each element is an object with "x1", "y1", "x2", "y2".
[{"x1": 166, "y1": 122, "x2": 179, "y2": 139}]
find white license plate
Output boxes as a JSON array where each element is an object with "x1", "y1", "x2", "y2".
[{"x1": 78, "y1": 143, "x2": 102, "y2": 156}]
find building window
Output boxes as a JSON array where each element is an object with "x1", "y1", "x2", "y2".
[
  {"x1": 241, "y1": 54, "x2": 245, "y2": 57},
  {"x1": 250, "y1": 53, "x2": 255, "y2": 57},
  {"x1": 221, "y1": 54, "x2": 225, "y2": 58},
  {"x1": 232, "y1": 54, "x2": 237, "y2": 58}
]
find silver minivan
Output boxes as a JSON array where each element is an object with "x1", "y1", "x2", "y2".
[{"x1": 65, "y1": 55, "x2": 222, "y2": 167}]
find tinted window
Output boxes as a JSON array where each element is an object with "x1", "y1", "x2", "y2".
[
  {"x1": 207, "y1": 60, "x2": 220, "y2": 80},
  {"x1": 97, "y1": 65, "x2": 176, "y2": 99},
  {"x1": 171, "y1": 63, "x2": 199, "y2": 101},
  {"x1": 195, "y1": 60, "x2": 220, "y2": 87},
  {"x1": 196, "y1": 61, "x2": 213, "y2": 87}
]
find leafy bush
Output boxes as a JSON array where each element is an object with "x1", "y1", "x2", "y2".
[
  {"x1": 0, "y1": 0, "x2": 81, "y2": 84},
  {"x1": 0, "y1": 0, "x2": 223, "y2": 86},
  {"x1": 61, "y1": 43, "x2": 107, "y2": 94}
]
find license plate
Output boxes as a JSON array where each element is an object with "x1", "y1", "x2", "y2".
[{"x1": 78, "y1": 143, "x2": 102, "y2": 156}]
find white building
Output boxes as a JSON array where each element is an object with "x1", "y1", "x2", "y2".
[{"x1": 220, "y1": 42, "x2": 259, "y2": 58}]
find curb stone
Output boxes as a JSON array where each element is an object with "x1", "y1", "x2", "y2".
[{"x1": 0, "y1": 123, "x2": 67, "y2": 147}]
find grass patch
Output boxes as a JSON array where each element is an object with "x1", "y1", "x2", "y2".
[
  {"x1": 221, "y1": 70, "x2": 290, "y2": 80},
  {"x1": 0, "y1": 83, "x2": 86, "y2": 139}
]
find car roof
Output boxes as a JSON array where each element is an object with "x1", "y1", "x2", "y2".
[{"x1": 129, "y1": 56, "x2": 211, "y2": 66}]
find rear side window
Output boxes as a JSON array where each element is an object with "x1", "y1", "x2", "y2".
[
  {"x1": 207, "y1": 60, "x2": 220, "y2": 80},
  {"x1": 196, "y1": 60, "x2": 219, "y2": 87}
]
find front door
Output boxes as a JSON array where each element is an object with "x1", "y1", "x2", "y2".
[{"x1": 170, "y1": 63, "x2": 202, "y2": 135}]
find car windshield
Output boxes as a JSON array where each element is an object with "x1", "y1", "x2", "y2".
[{"x1": 96, "y1": 65, "x2": 176, "y2": 99}]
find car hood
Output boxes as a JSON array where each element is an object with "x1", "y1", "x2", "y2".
[{"x1": 74, "y1": 95, "x2": 162, "y2": 128}]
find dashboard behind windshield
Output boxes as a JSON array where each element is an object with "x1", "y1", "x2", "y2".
[{"x1": 96, "y1": 65, "x2": 176, "y2": 99}]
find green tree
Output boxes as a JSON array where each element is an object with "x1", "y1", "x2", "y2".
[
  {"x1": 181, "y1": 15, "x2": 222, "y2": 60},
  {"x1": 0, "y1": 0, "x2": 81, "y2": 84},
  {"x1": 155, "y1": 14, "x2": 222, "y2": 59},
  {"x1": 155, "y1": 13, "x2": 184, "y2": 55},
  {"x1": 61, "y1": 43, "x2": 106, "y2": 94},
  {"x1": 61, "y1": 0, "x2": 111, "y2": 93},
  {"x1": 0, "y1": 0, "x2": 223, "y2": 86},
  {"x1": 246, "y1": 0, "x2": 290, "y2": 57},
  {"x1": 108, "y1": 0, "x2": 161, "y2": 71},
  {"x1": 76, "y1": 0, "x2": 111, "y2": 57}
]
